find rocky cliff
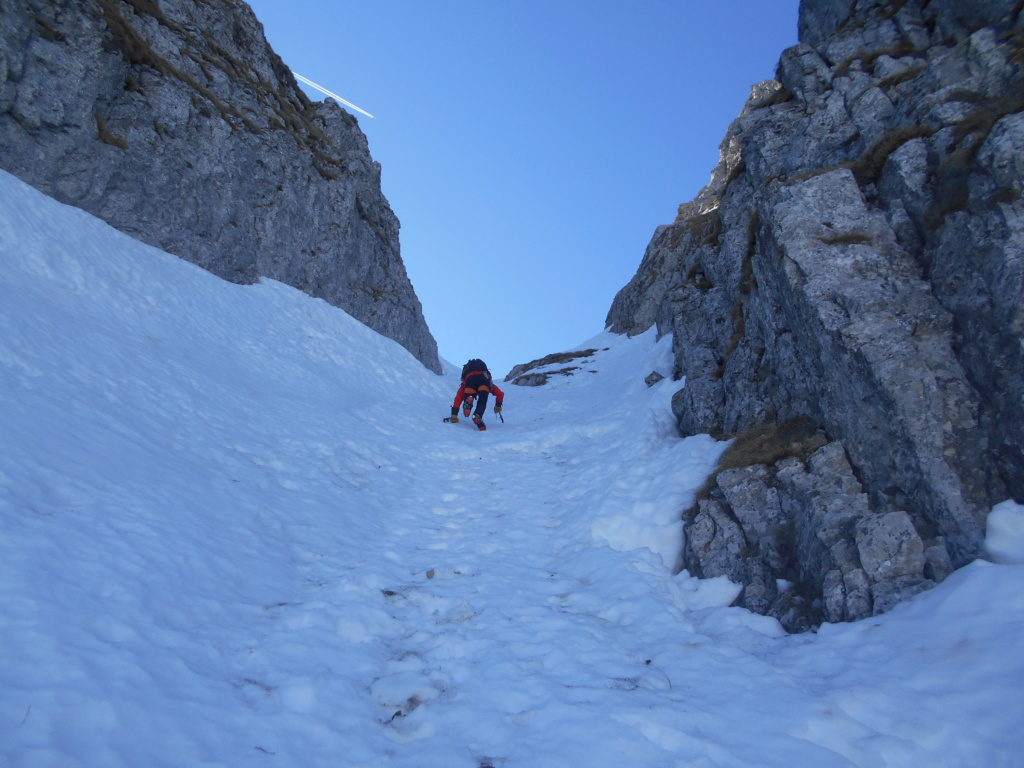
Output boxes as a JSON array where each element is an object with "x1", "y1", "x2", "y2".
[
  {"x1": 0, "y1": 0, "x2": 441, "y2": 373},
  {"x1": 607, "y1": 0, "x2": 1023, "y2": 630}
]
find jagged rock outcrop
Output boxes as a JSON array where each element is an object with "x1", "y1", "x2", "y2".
[
  {"x1": 686, "y1": 421, "x2": 950, "y2": 631},
  {"x1": 0, "y1": 0, "x2": 441, "y2": 373},
  {"x1": 608, "y1": 0, "x2": 1023, "y2": 628},
  {"x1": 504, "y1": 349, "x2": 605, "y2": 387}
]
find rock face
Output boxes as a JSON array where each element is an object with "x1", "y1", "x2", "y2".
[
  {"x1": 608, "y1": 0, "x2": 1023, "y2": 628},
  {"x1": 687, "y1": 423, "x2": 948, "y2": 632},
  {"x1": 0, "y1": 0, "x2": 441, "y2": 373}
]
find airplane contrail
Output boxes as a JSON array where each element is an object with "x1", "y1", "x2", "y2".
[{"x1": 292, "y1": 72, "x2": 374, "y2": 119}]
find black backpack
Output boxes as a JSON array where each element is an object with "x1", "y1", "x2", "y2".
[{"x1": 462, "y1": 359, "x2": 488, "y2": 379}]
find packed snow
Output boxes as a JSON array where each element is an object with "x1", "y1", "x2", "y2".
[{"x1": 1, "y1": 168, "x2": 1023, "y2": 767}]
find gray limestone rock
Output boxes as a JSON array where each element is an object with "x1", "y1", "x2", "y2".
[
  {"x1": 924, "y1": 538, "x2": 956, "y2": 582},
  {"x1": 737, "y1": 559, "x2": 778, "y2": 615},
  {"x1": 842, "y1": 568, "x2": 873, "y2": 621},
  {"x1": 609, "y1": 0, "x2": 1023, "y2": 627},
  {"x1": 855, "y1": 511, "x2": 926, "y2": 582},
  {"x1": 717, "y1": 464, "x2": 784, "y2": 544},
  {"x1": 870, "y1": 575, "x2": 935, "y2": 615},
  {"x1": 644, "y1": 371, "x2": 665, "y2": 387},
  {"x1": 777, "y1": 44, "x2": 836, "y2": 105},
  {"x1": 926, "y1": 0, "x2": 1023, "y2": 40},
  {"x1": 797, "y1": 0, "x2": 855, "y2": 49},
  {"x1": 684, "y1": 499, "x2": 747, "y2": 583},
  {"x1": 682, "y1": 440, "x2": 933, "y2": 631},
  {"x1": 822, "y1": 569, "x2": 846, "y2": 623},
  {"x1": 0, "y1": 0, "x2": 441, "y2": 373}
]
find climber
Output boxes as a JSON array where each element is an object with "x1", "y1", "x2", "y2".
[{"x1": 448, "y1": 358, "x2": 504, "y2": 431}]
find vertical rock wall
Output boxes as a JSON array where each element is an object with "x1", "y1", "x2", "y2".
[
  {"x1": 0, "y1": 0, "x2": 441, "y2": 373},
  {"x1": 608, "y1": 0, "x2": 1023, "y2": 629}
]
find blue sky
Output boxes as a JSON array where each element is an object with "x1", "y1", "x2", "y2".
[{"x1": 245, "y1": 1, "x2": 801, "y2": 377}]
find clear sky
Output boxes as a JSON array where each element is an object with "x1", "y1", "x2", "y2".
[{"x1": 245, "y1": 1, "x2": 801, "y2": 378}]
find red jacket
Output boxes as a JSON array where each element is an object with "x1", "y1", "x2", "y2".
[{"x1": 452, "y1": 370, "x2": 504, "y2": 409}]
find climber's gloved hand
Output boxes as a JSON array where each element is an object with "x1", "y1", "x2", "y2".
[{"x1": 494, "y1": 404, "x2": 503, "y2": 414}]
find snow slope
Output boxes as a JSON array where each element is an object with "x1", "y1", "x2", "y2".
[{"x1": 2, "y1": 169, "x2": 1023, "y2": 767}]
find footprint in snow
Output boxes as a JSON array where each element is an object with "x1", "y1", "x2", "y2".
[{"x1": 369, "y1": 671, "x2": 449, "y2": 738}]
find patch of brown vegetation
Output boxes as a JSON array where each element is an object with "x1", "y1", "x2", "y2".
[
  {"x1": 851, "y1": 125, "x2": 935, "y2": 186},
  {"x1": 683, "y1": 260, "x2": 714, "y2": 292},
  {"x1": 688, "y1": 417, "x2": 828, "y2": 512},
  {"x1": 785, "y1": 124, "x2": 935, "y2": 189},
  {"x1": 927, "y1": 87, "x2": 1024, "y2": 228},
  {"x1": 878, "y1": 65, "x2": 925, "y2": 91}
]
